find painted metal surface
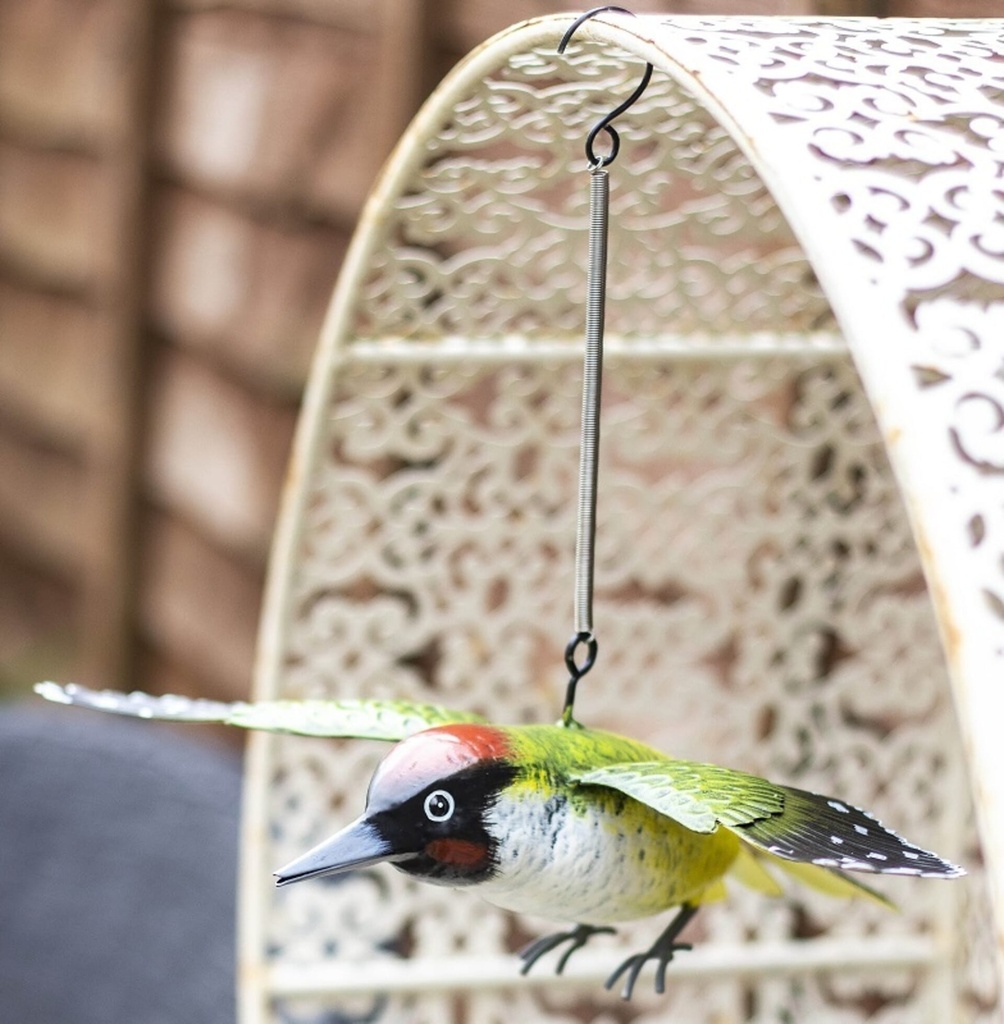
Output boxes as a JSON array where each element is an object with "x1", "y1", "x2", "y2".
[{"x1": 241, "y1": 14, "x2": 1004, "y2": 1023}]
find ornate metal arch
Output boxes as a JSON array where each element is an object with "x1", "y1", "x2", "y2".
[{"x1": 241, "y1": 15, "x2": 1004, "y2": 1023}]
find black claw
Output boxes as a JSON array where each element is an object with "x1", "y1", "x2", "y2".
[
  {"x1": 624, "y1": 955, "x2": 646, "y2": 1000},
  {"x1": 655, "y1": 953, "x2": 669, "y2": 995},
  {"x1": 604, "y1": 952, "x2": 643, "y2": 1000},
  {"x1": 519, "y1": 934, "x2": 565, "y2": 972},
  {"x1": 554, "y1": 938, "x2": 582, "y2": 975},
  {"x1": 519, "y1": 924, "x2": 616, "y2": 976},
  {"x1": 604, "y1": 958, "x2": 628, "y2": 993},
  {"x1": 602, "y1": 904, "x2": 699, "y2": 1001}
]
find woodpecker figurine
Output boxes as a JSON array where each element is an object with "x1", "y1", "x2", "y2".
[{"x1": 35, "y1": 682, "x2": 963, "y2": 1000}]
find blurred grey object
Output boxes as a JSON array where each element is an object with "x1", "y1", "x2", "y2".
[{"x1": 0, "y1": 705, "x2": 241, "y2": 1023}]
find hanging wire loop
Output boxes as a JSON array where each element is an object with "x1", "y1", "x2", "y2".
[
  {"x1": 563, "y1": 631, "x2": 599, "y2": 728},
  {"x1": 557, "y1": 7, "x2": 655, "y2": 168}
]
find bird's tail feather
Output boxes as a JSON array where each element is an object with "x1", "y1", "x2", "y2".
[
  {"x1": 729, "y1": 844, "x2": 897, "y2": 909},
  {"x1": 766, "y1": 855, "x2": 898, "y2": 910},
  {"x1": 729, "y1": 845, "x2": 784, "y2": 897}
]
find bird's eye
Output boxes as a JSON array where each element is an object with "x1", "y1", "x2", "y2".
[{"x1": 423, "y1": 789, "x2": 455, "y2": 822}]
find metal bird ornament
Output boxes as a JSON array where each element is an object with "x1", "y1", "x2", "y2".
[{"x1": 35, "y1": 681, "x2": 963, "y2": 1000}]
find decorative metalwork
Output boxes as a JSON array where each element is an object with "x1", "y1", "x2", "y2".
[{"x1": 241, "y1": 14, "x2": 1004, "y2": 1024}]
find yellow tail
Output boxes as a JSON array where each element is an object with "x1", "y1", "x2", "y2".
[{"x1": 730, "y1": 845, "x2": 897, "y2": 910}]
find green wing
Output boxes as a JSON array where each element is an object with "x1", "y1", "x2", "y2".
[
  {"x1": 34, "y1": 682, "x2": 486, "y2": 741},
  {"x1": 571, "y1": 760, "x2": 963, "y2": 879},
  {"x1": 571, "y1": 760, "x2": 784, "y2": 834}
]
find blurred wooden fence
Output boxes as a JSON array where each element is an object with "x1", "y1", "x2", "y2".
[{"x1": 0, "y1": 0, "x2": 996, "y2": 721}]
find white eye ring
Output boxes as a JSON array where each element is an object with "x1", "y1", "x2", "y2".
[{"x1": 424, "y1": 789, "x2": 455, "y2": 822}]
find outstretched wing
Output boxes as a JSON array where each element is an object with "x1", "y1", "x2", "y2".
[
  {"x1": 572, "y1": 760, "x2": 784, "y2": 833},
  {"x1": 34, "y1": 682, "x2": 487, "y2": 741},
  {"x1": 733, "y1": 784, "x2": 963, "y2": 878},
  {"x1": 571, "y1": 760, "x2": 963, "y2": 879}
]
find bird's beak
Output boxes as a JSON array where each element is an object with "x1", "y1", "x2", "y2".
[{"x1": 274, "y1": 816, "x2": 411, "y2": 887}]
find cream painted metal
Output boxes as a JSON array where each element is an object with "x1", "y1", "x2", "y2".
[{"x1": 241, "y1": 15, "x2": 1004, "y2": 1023}]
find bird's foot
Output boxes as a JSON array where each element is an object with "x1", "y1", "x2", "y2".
[
  {"x1": 604, "y1": 904, "x2": 699, "y2": 1000},
  {"x1": 519, "y1": 923, "x2": 616, "y2": 976}
]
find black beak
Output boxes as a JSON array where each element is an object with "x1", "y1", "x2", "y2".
[{"x1": 274, "y1": 815, "x2": 412, "y2": 887}]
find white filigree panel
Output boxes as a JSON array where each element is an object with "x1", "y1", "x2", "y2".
[
  {"x1": 243, "y1": 15, "x2": 1003, "y2": 1024},
  {"x1": 356, "y1": 42, "x2": 833, "y2": 345}
]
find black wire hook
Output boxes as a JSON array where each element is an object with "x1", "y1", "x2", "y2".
[
  {"x1": 562, "y1": 631, "x2": 598, "y2": 727},
  {"x1": 557, "y1": 7, "x2": 654, "y2": 168}
]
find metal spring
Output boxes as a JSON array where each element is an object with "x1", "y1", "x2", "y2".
[
  {"x1": 562, "y1": 168, "x2": 609, "y2": 727},
  {"x1": 573, "y1": 166, "x2": 609, "y2": 640}
]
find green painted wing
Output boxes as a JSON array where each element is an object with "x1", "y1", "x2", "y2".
[
  {"x1": 571, "y1": 760, "x2": 963, "y2": 878},
  {"x1": 227, "y1": 698, "x2": 486, "y2": 738},
  {"x1": 34, "y1": 682, "x2": 486, "y2": 741},
  {"x1": 571, "y1": 760, "x2": 784, "y2": 834}
]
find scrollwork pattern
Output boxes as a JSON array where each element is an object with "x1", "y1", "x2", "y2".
[{"x1": 251, "y1": 17, "x2": 1002, "y2": 1024}]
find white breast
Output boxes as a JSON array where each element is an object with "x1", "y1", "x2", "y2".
[{"x1": 478, "y1": 790, "x2": 704, "y2": 926}]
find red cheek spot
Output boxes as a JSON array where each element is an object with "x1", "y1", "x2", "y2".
[{"x1": 426, "y1": 839, "x2": 489, "y2": 868}]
